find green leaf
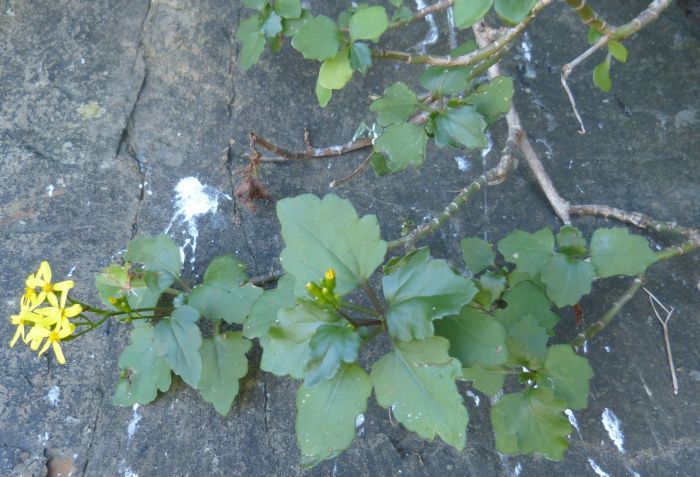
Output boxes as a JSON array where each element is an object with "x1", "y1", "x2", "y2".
[
  {"x1": 374, "y1": 123, "x2": 428, "y2": 173},
  {"x1": 349, "y1": 6, "x2": 388, "y2": 42},
  {"x1": 495, "y1": 280, "x2": 559, "y2": 333},
  {"x1": 536, "y1": 345, "x2": 593, "y2": 410},
  {"x1": 453, "y1": 0, "x2": 493, "y2": 29},
  {"x1": 587, "y1": 27, "x2": 603, "y2": 45},
  {"x1": 291, "y1": 15, "x2": 339, "y2": 60},
  {"x1": 420, "y1": 65, "x2": 471, "y2": 95},
  {"x1": 113, "y1": 324, "x2": 172, "y2": 406},
  {"x1": 370, "y1": 82, "x2": 418, "y2": 127},
  {"x1": 261, "y1": 11, "x2": 282, "y2": 38},
  {"x1": 236, "y1": 16, "x2": 266, "y2": 71},
  {"x1": 350, "y1": 42, "x2": 372, "y2": 74},
  {"x1": 261, "y1": 301, "x2": 339, "y2": 379},
  {"x1": 370, "y1": 152, "x2": 392, "y2": 176},
  {"x1": 494, "y1": 0, "x2": 538, "y2": 24},
  {"x1": 460, "y1": 237, "x2": 495, "y2": 275},
  {"x1": 282, "y1": 9, "x2": 310, "y2": 36},
  {"x1": 296, "y1": 364, "x2": 371, "y2": 468},
  {"x1": 371, "y1": 337, "x2": 468, "y2": 450},
  {"x1": 95, "y1": 263, "x2": 163, "y2": 311},
  {"x1": 315, "y1": 77, "x2": 332, "y2": 107},
  {"x1": 304, "y1": 324, "x2": 361, "y2": 387},
  {"x1": 590, "y1": 228, "x2": 658, "y2": 278},
  {"x1": 608, "y1": 41, "x2": 627, "y2": 63},
  {"x1": 95, "y1": 263, "x2": 131, "y2": 308},
  {"x1": 244, "y1": 274, "x2": 296, "y2": 340},
  {"x1": 319, "y1": 50, "x2": 353, "y2": 90},
  {"x1": 556, "y1": 225, "x2": 587, "y2": 258},
  {"x1": 451, "y1": 39, "x2": 478, "y2": 56},
  {"x1": 505, "y1": 315, "x2": 548, "y2": 368},
  {"x1": 491, "y1": 387, "x2": 571, "y2": 460},
  {"x1": 593, "y1": 56, "x2": 612, "y2": 92},
  {"x1": 497, "y1": 228, "x2": 554, "y2": 276},
  {"x1": 125, "y1": 234, "x2": 183, "y2": 292},
  {"x1": 198, "y1": 332, "x2": 252, "y2": 415},
  {"x1": 434, "y1": 106, "x2": 488, "y2": 149},
  {"x1": 153, "y1": 305, "x2": 203, "y2": 388},
  {"x1": 275, "y1": 0, "x2": 301, "y2": 18},
  {"x1": 383, "y1": 248, "x2": 477, "y2": 341},
  {"x1": 461, "y1": 364, "x2": 506, "y2": 397},
  {"x1": 435, "y1": 306, "x2": 508, "y2": 367},
  {"x1": 474, "y1": 270, "x2": 507, "y2": 306},
  {"x1": 242, "y1": 0, "x2": 267, "y2": 9},
  {"x1": 540, "y1": 254, "x2": 595, "y2": 307},
  {"x1": 277, "y1": 193, "x2": 387, "y2": 296},
  {"x1": 188, "y1": 256, "x2": 263, "y2": 324},
  {"x1": 463, "y1": 76, "x2": 514, "y2": 124}
]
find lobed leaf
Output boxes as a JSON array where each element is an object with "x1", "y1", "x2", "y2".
[
  {"x1": 383, "y1": 248, "x2": 477, "y2": 341},
  {"x1": 277, "y1": 193, "x2": 387, "y2": 296},
  {"x1": 319, "y1": 50, "x2": 353, "y2": 90},
  {"x1": 291, "y1": 15, "x2": 339, "y2": 61},
  {"x1": 153, "y1": 305, "x2": 203, "y2": 388},
  {"x1": 198, "y1": 332, "x2": 252, "y2": 415},
  {"x1": 491, "y1": 387, "x2": 571, "y2": 460},
  {"x1": 494, "y1": 0, "x2": 538, "y2": 24},
  {"x1": 435, "y1": 306, "x2": 508, "y2": 367},
  {"x1": 244, "y1": 274, "x2": 296, "y2": 340},
  {"x1": 540, "y1": 254, "x2": 595, "y2": 308},
  {"x1": 420, "y1": 65, "x2": 471, "y2": 95},
  {"x1": 113, "y1": 324, "x2": 172, "y2": 406},
  {"x1": 236, "y1": 16, "x2": 266, "y2": 71},
  {"x1": 494, "y1": 280, "x2": 559, "y2": 333},
  {"x1": 374, "y1": 122, "x2": 428, "y2": 173},
  {"x1": 349, "y1": 6, "x2": 388, "y2": 42},
  {"x1": 304, "y1": 324, "x2": 361, "y2": 387},
  {"x1": 261, "y1": 301, "x2": 339, "y2": 379},
  {"x1": 125, "y1": 234, "x2": 183, "y2": 292},
  {"x1": 497, "y1": 228, "x2": 554, "y2": 276},
  {"x1": 434, "y1": 106, "x2": 488, "y2": 150},
  {"x1": 188, "y1": 256, "x2": 263, "y2": 324},
  {"x1": 275, "y1": 0, "x2": 302, "y2": 19},
  {"x1": 590, "y1": 228, "x2": 657, "y2": 278},
  {"x1": 453, "y1": 0, "x2": 493, "y2": 29},
  {"x1": 461, "y1": 364, "x2": 506, "y2": 397},
  {"x1": 371, "y1": 337, "x2": 468, "y2": 450},
  {"x1": 463, "y1": 76, "x2": 514, "y2": 124},
  {"x1": 296, "y1": 364, "x2": 371, "y2": 468},
  {"x1": 460, "y1": 236, "x2": 495, "y2": 275},
  {"x1": 536, "y1": 345, "x2": 593, "y2": 410},
  {"x1": 369, "y1": 82, "x2": 418, "y2": 127}
]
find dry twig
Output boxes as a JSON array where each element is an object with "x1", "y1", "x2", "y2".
[{"x1": 644, "y1": 287, "x2": 679, "y2": 395}]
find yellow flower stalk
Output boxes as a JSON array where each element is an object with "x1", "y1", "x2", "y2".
[{"x1": 25, "y1": 261, "x2": 74, "y2": 309}]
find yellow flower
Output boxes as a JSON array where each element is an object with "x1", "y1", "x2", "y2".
[
  {"x1": 25, "y1": 261, "x2": 74, "y2": 309},
  {"x1": 9, "y1": 303, "x2": 43, "y2": 348},
  {"x1": 27, "y1": 319, "x2": 76, "y2": 365},
  {"x1": 34, "y1": 286, "x2": 83, "y2": 330}
]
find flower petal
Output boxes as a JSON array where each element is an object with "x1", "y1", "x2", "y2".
[{"x1": 52, "y1": 341, "x2": 66, "y2": 365}]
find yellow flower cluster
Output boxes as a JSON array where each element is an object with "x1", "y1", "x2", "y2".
[{"x1": 9, "y1": 262, "x2": 82, "y2": 364}]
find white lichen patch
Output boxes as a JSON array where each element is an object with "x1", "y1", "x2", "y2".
[
  {"x1": 46, "y1": 385, "x2": 60, "y2": 406},
  {"x1": 127, "y1": 404, "x2": 142, "y2": 442},
  {"x1": 165, "y1": 177, "x2": 221, "y2": 266},
  {"x1": 602, "y1": 407, "x2": 625, "y2": 453},
  {"x1": 587, "y1": 458, "x2": 612, "y2": 477}
]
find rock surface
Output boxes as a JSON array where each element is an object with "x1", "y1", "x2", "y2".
[{"x1": 1, "y1": 1, "x2": 699, "y2": 476}]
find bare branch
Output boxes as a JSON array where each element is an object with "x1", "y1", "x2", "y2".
[
  {"x1": 330, "y1": 152, "x2": 374, "y2": 188},
  {"x1": 561, "y1": 36, "x2": 608, "y2": 134},
  {"x1": 250, "y1": 131, "x2": 372, "y2": 163}
]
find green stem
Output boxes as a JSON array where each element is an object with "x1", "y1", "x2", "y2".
[
  {"x1": 361, "y1": 281, "x2": 385, "y2": 315},
  {"x1": 562, "y1": 0, "x2": 614, "y2": 35},
  {"x1": 340, "y1": 300, "x2": 381, "y2": 318},
  {"x1": 655, "y1": 240, "x2": 699, "y2": 261},
  {"x1": 388, "y1": 0, "x2": 454, "y2": 30},
  {"x1": 162, "y1": 287, "x2": 182, "y2": 296},
  {"x1": 571, "y1": 275, "x2": 644, "y2": 351}
]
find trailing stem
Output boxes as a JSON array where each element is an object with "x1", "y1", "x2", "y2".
[{"x1": 571, "y1": 275, "x2": 644, "y2": 351}]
